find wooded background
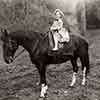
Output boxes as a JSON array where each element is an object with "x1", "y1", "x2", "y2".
[{"x1": 0, "y1": 0, "x2": 100, "y2": 35}]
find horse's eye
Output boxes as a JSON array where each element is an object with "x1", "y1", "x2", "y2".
[
  {"x1": 11, "y1": 41, "x2": 17, "y2": 49},
  {"x1": 8, "y1": 40, "x2": 14, "y2": 49}
]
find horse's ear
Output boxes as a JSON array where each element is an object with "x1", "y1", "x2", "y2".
[
  {"x1": 1, "y1": 28, "x2": 9, "y2": 41},
  {"x1": 1, "y1": 28, "x2": 9, "y2": 37}
]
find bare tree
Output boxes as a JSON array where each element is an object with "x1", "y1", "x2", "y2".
[{"x1": 76, "y1": 0, "x2": 86, "y2": 36}]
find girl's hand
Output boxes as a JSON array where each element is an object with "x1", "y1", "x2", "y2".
[{"x1": 51, "y1": 29, "x2": 58, "y2": 33}]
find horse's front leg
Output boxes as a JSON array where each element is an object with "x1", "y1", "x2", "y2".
[
  {"x1": 70, "y1": 58, "x2": 78, "y2": 87},
  {"x1": 36, "y1": 64, "x2": 48, "y2": 98},
  {"x1": 70, "y1": 72, "x2": 77, "y2": 87}
]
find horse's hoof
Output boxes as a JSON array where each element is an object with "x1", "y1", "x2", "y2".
[
  {"x1": 39, "y1": 94, "x2": 47, "y2": 100},
  {"x1": 81, "y1": 82, "x2": 85, "y2": 86},
  {"x1": 38, "y1": 97, "x2": 46, "y2": 100},
  {"x1": 69, "y1": 85, "x2": 74, "y2": 88},
  {"x1": 40, "y1": 93, "x2": 47, "y2": 98},
  {"x1": 69, "y1": 86, "x2": 73, "y2": 88},
  {"x1": 40, "y1": 95, "x2": 45, "y2": 98},
  {"x1": 70, "y1": 84, "x2": 74, "y2": 87}
]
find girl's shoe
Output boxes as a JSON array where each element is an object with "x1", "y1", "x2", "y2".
[{"x1": 52, "y1": 47, "x2": 58, "y2": 51}]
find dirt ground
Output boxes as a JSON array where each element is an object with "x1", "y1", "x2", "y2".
[{"x1": 0, "y1": 29, "x2": 100, "y2": 100}]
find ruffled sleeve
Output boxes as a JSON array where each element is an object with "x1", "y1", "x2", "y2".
[{"x1": 50, "y1": 19, "x2": 63, "y2": 30}]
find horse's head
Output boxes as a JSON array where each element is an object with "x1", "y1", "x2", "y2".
[{"x1": 1, "y1": 29, "x2": 18, "y2": 64}]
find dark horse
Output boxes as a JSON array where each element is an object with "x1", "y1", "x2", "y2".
[{"x1": 1, "y1": 29, "x2": 89, "y2": 98}]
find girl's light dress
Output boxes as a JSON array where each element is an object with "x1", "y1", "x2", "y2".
[{"x1": 50, "y1": 18, "x2": 70, "y2": 42}]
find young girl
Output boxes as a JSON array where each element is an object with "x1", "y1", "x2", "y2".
[{"x1": 50, "y1": 9, "x2": 70, "y2": 51}]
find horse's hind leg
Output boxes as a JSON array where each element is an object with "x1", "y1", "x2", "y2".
[
  {"x1": 80, "y1": 52, "x2": 90, "y2": 85},
  {"x1": 70, "y1": 56, "x2": 78, "y2": 87}
]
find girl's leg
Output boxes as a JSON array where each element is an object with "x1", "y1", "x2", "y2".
[
  {"x1": 52, "y1": 33, "x2": 58, "y2": 50},
  {"x1": 65, "y1": 31, "x2": 70, "y2": 42}
]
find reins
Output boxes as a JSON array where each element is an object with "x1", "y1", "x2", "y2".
[
  {"x1": 8, "y1": 37, "x2": 26, "y2": 61},
  {"x1": 13, "y1": 48, "x2": 26, "y2": 61}
]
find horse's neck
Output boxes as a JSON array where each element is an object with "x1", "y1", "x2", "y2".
[
  {"x1": 10, "y1": 30, "x2": 49, "y2": 55},
  {"x1": 19, "y1": 35, "x2": 49, "y2": 55},
  {"x1": 19, "y1": 39, "x2": 36, "y2": 54}
]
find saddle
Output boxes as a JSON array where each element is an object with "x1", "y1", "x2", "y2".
[{"x1": 48, "y1": 31, "x2": 74, "y2": 56}]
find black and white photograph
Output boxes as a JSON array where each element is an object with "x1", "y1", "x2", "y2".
[{"x1": 0, "y1": 0, "x2": 99, "y2": 100}]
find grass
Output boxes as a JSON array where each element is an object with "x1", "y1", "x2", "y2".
[{"x1": 0, "y1": 29, "x2": 100, "y2": 100}]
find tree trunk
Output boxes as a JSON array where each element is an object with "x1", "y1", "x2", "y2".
[{"x1": 77, "y1": 0, "x2": 86, "y2": 36}]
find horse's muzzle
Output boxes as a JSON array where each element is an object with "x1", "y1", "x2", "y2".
[
  {"x1": 9, "y1": 56, "x2": 13, "y2": 63},
  {"x1": 5, "y1": 56, "x2": 13, "y2": 64}
]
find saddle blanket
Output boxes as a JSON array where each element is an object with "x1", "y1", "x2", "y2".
[{"x1": 48, "y1": 31, "x2": 75, "y2": 56}]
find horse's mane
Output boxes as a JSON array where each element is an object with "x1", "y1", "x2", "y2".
[
  {"x1": 9, "y1": 30, "x2": 47, "y2": 41},
  {"x1": 9, "y1": 30, "x2": 88, "y2": 46}
]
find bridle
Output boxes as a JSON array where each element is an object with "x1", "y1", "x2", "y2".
[
  {"x1": 13, "y1": 48, "x2": 25, "y2": 60},
  {"x1": 5, "y1": 32, "x2": 49, "y2": 62},
  {"x1": 7, "y1": 39, "x2": 26, "y2": 61}
]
